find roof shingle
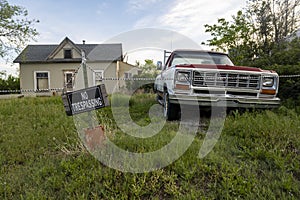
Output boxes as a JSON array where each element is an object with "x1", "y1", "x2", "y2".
[{"x1": 14, "y1": 43, "x2": 122, "y2": 63}]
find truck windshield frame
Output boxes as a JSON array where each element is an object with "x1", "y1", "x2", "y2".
[{"x1": 172, "y1": 52, "x2": 234, "y2": 66}]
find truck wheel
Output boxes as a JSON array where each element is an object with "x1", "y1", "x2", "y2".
[{"x1": 163, "y1": 92, "x2": 179, "y2": 121}]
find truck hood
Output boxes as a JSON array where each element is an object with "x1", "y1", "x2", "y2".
[{"x1": 176, "y1": 64, "x2": 275, "y2": 73}]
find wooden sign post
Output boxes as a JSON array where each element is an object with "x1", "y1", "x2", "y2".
[{"x1": 62, "y1": 51, "x2": 109, "y2": 151}]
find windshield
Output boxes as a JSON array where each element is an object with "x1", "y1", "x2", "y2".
[{"x1": 171, "y1": 52, "x2": 234, "y2": 66}]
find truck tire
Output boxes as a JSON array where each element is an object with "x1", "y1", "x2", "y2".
[{"x1": 163, "y1": 92, "x2": 179, "y2": 121}]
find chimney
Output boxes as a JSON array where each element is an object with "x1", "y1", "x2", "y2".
[{"x1": 82, "y1": 40, "x2": 86, "y2": 45}]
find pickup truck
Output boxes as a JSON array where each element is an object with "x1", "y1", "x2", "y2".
[{"x1": 154, "y1": 50, "x2": 280, "y2": 120}]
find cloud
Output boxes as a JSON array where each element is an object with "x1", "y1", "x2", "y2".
[
  {"x1": 133, "y1": 0, "x2": 246, "y2": 43},
  {"x1": 0, "y1": 63, "x2": 19, "y2": 77},
  {"x1": 134, "y1": 15, "x2": 158, "y2": 28},
  {"x1": 127, "y1": 0, "x2": 163, "y2": 12}
]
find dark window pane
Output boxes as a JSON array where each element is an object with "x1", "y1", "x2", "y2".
[
  {"x1": 64, "y1": 49, "x2": 72, "y2": 59},
  {"x1": 66, "y1": 73, "x2": 73, "y2": 88},
  {"x1": 36, "y1": 72, "x2": 48, "y2": 78}
]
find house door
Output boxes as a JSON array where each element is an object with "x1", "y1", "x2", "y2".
[
  {"x1": 35, "y1": 72, "x2": 49, "y2": 91},
  {"x1": 64, "y1": 71, "x2": 75, "y2": 91}
]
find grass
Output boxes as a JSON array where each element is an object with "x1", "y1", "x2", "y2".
[{"x1": 0, "y1": 94, "x2": 299, "y2": 199}]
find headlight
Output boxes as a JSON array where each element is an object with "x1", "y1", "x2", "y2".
[
  {"x1": 262, "y1": 76, "x2": 275, "y2": 87},
  {"x1": 261, "y1": 75, "x2": 278, "y2": 95},
  {"x1": 176, "y1": 71, "x2": 191, "y2": 85},
  {"x1": 175, "y1": 70, "x2": 191, "y2": 90}
]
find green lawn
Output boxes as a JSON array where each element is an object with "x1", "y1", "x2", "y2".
[{"x1": 0, "y1": 95, "x2": 299, "y2": 199}]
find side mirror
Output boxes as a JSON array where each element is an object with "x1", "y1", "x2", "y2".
[{"x1": 157, "y1": 61, "x2": 163, "y2": 70}]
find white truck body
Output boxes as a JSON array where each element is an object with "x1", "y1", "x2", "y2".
[{"x1": 154, "y1": 50, "x2": 280, "y2": 120}]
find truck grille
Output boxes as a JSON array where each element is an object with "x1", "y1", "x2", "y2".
[{"x1": 192, "y1": 71, "x2": 260, "y2": 89}]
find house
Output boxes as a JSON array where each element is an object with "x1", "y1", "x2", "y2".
[{"x1": 13, "y1": 37, "x2": 137, "y2": 95}]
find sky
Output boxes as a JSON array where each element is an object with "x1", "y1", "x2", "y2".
[{"x1": 1, "y1": 0, "x2": 247, "y2": 76}]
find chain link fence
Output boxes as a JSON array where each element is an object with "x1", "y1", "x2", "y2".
[{"x1": 0, "y1": 74, "x2": 300, "y2": 95}]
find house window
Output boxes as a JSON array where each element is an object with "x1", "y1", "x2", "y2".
[
  {"x1": 64, "y1": 71, "x2": 75, "y2": 91},
  {"x1": 35, "y1": 71, "x2": 50, "y2": 91},
  {"x1": 124, "y1": 72, "x2": 132, "y2": 79},
  {"x1": 94, "y1": 70, "x2": 104, "y2": 86},
  {"x1": 64, "y1": 49, "x2": 72, "y2": 59}
]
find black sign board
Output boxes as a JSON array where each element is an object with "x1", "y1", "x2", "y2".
[{"x1": 62, "y1": 84, "x2": 109, "y2": 116}]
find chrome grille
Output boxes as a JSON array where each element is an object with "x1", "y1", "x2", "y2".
[{"x1": 193, "y1": 71, "x2": 260, "y2": 89}]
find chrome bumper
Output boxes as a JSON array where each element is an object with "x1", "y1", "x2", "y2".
[{"x1": 168, "y1": 94, "x2": 280, "y2": 108}]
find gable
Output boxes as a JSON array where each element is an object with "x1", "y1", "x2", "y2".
[
  {"x1": 51, "y1": 43, "x2": 82, "y2": 60},
  {"x1": 47, "y1": 37, "x2": 82, "y2": 60}
]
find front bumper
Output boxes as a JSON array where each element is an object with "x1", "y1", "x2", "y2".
[{"x1": 168, "y1": 94, "x2": 280, "y2": 109}]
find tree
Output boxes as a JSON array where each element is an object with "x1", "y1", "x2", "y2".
[
  {"x1": 0, "y1": 0, "x2": 39, "y2": 59},
  {"x1": 203, "y1": 11, "x2": 257, "y2": 65},
  {"x1": 204, "y1": 0, "x2": 300, "y2": 66},
  {"x1": 0, "y1": 71, "x2": 20, "y2": 93},
  {"x1": 271, "y1": 37, "x2": 300, "y2": 65},
  {"x1": 246, "y1": 0, "x2": 299, "y2": 52},
  {"x1": 126, "y1": 59, "x2": 159, "y2": 93}
]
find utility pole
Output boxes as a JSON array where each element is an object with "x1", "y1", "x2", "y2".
[
  {"x1": 82, "y1": 50, "x2": 89, "y2": 89},
  {"x1": 81, "y1": 50, "x2": 94, "y2": 129}
]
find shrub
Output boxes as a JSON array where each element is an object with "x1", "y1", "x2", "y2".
[
  {"x1": 263, "y1": 64, "x2": 300, "y2": 108},
  {"x1": 0, "y1": 74, "x2": 20, "y2": 94}
]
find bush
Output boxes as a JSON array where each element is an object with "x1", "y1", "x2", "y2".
[
  {"x1": 125, "y1": 73, "x2": 155, "y2": 93},
  {"x1": 125, "y1": 59, "x2": 158, "y2": 93},
  {"x1": 263, "y1": 64, "x2": 300, "y2": 108},
  {"x1": 0, "y1": 75, "x2": 20, "y2": 94}
]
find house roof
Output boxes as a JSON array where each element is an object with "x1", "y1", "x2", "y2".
[{"x1": 14, "y1": 37, "x2": 123, "y2": 63}]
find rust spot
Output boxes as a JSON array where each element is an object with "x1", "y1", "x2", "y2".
[{"x1": 84, "y1": 125, "x2": 105, "y2": 151}]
